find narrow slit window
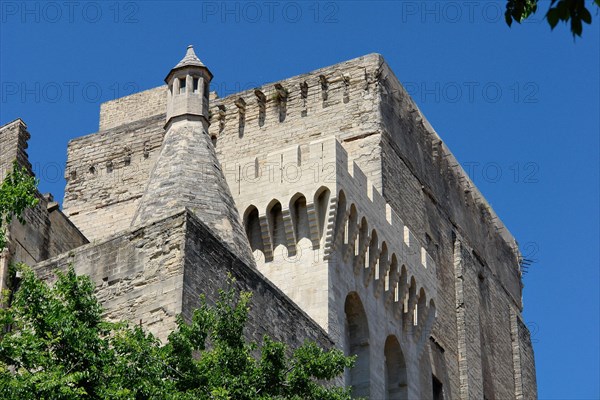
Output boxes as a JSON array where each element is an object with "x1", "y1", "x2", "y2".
[
  {"x1": 204, "y1": 82, "x2": 209, "y2": 100},
  {"x1": 179, "y1": 78, "x2": 186, "y2": 94},
  {"x1": 193, "y1": 78, "x2": 200, "y2": 93},
  {"x1": 433, "y1": 375, "x2": 444, "y2": 400}
]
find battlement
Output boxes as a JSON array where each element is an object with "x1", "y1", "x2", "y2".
[
  {"x1": 207, "y1": 53, "x2": 382, "y2": 139},
  {"x1": 226, "y1": 137, "x2": 437, "y2": 329},
  {"x1": 4, "y1": 47, "x2": 537, "y2": 399},
  {"x1": 72, "y1": 52, "x2": 521, "y2": 280}
]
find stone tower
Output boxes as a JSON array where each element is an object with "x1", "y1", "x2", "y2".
[
  {"x1": 131, "y1": 46, "x2": 253, "y2": 264},
  {"x1": 5, "y1": 49, "x2": 537, "y2": 399}
]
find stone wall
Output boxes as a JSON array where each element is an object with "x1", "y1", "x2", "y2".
[
  {"x1": 55, "y1": 52, "x2": 537, "y2": 398},
  {"x1": 34, "y1": 210, "x2": 333, "y2": 353},
  {"x1": 375, "y1": 62, "x2": 535, "y2": 398},
  {"x1": 207, "y1": 53, "x2": 384, "y2": 191},
  {"x1": 99, "y1": 85, "x2": 167, "y2": 131},
  {"x1": 35, "y1": 212, "x2": 187, "y2": 340},
  {"x1": 0, "y1": 119, "x2": 32, "y2": 180},
  {"x1": 1, "y1": 119, "x2": 88, "y2": 293},
  {"x1": 62, "y1": 114, "x2": 165, "y2": 240},
  {"x1": 182, "y1": 211, "x2": 333, "y2": 351}
]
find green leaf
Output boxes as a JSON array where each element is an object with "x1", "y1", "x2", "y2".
[
  {"x1": 0, "y1": 161, "x2": 39, "y2": 253},
  {"x1": 506, "y1": 11, "x2": 514, "y2": 26},
  {"x1": 547, "y1": 8, "x2": 560, "y2": 28},
  {"x1": 571, "y1": 16, "x2": 583, "y2": 36},
  {"x1": 556, "y1": 0, "x2": 569, "y2": 21},
  {"x1": 580, "y1": 7, "x2": 592, "y2": 24}
]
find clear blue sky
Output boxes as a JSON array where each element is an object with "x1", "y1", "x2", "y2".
[{"x1": 1, "y1": 1, "x2": 598, "y2": 398}]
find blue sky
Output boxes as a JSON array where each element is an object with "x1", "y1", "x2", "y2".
[{"x1": 1, "y1": 1, "x2": 598, "y2": 398}]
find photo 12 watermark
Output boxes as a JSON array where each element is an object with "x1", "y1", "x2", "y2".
[
  {"x1": 0, "y1": 1, "x2": 140, "y2": 24},
  {"x1": 399, "y1": 1, "x2": 545, "y2": 24},
  {"x1": 1, "y1": 81, "x2": 141, "y2": 104},
  {"x1": 198, "y1": 1, "x2": 339, "y2": 23},
  {"x1": 463, "y1": 161, "x2": 540, "y2": 184},
  {"x1": 401, "y1": 81, "x2": 540, "y2": 104}
]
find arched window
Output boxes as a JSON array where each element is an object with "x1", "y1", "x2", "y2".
[
  {"x1": 345, "y1": 292, "x2": 370, "y2": 398},
  {"x1": 267, "y1": 201, "x2": 286, "y2": 257},
  {"x1": 243, "y1": 206, "x2": 263, "y2": 255},
  {"x1": 290, "y1": 195, "x2": 310, "y2": 244},
  {"x1": 384, "y1": 335, "x2": 408, "y2": 399},
  {"x1": 315, "y1": 187, "x2": 330, "y2": 240}
]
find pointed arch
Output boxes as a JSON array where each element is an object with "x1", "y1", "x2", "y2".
[
  {"x1": 335, "y1": 190, "x2": 348, "y2": 238},
  {"x1": 347, "y1": 204, "x2": 358, "y2": 244},
  {"x1": 267, "y1": 200, "x2": 286, "y2": 257},
  {"x1": 403, "y1": 277, "x2": 418, "y2": 330},
  {"x1": 243, "y1": 205, "x2": 263, "y2": 255},
  {"x1": 384, "y1": 335, "x2": 408, "y2": 400},
  {"x1": 386, "y1": 253, "x2": 399, "y2": 293},
  {"x1": 357, "y1": 217, "x2": 369, "y2": 256},
  {"x1": 314, "y1": 186, "x2": 331, "y2": 240},
  {"x1": 345, "y1": 292, "x2": 370, "y2": 398},
  {"x1": 367, "y1": 229, "x2": 378, "y2": 269},
  {"x1": 290, "y1": 193, "x2": 310, "y2": 244}
]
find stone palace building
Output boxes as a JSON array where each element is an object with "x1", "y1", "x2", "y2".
[{"x1": 0, "y1": 46, "x2": 537, "y2": 399}]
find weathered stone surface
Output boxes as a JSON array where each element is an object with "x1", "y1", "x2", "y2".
[
  {"x1": 2, "y1": 49, "x2": 537, "y2": 399},
  {"x1": 0, "y1": 120, "x2": 88, "y2": 291},
  {"x1": 34, "y1": 210, "x2": 332, "y2": 352},
  {"x1": 130, "y1": 119, "x2": 253, "y2": 265}
]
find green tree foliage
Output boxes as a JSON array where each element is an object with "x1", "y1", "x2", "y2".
[
  {"x1": 0, "y1": 266, "x2": 355, "y2": 399},
  {"x1": 505, "y1": 0, "x2": 599, "y2": 37},
  {"x1": 0, "y1": 161, "x2": 39, "y2": 251}
]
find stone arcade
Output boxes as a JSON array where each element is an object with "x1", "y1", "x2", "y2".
[{"x1": 0, "y1": 46, "x2": 537, "y2": 399}]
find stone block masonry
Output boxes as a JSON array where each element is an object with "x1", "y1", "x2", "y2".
[
  {"x1": 3, "y1": 48, "x2": 537, "y2": 399},
  {"x1": 0, "y1": 119, "x2": 88, "y2": 295},
  {"x1": 35, "y1": 210, "x2": 333, "y2": 351}
]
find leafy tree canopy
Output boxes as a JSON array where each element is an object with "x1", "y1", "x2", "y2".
[
  {"x1": 0, "y1": 265, "x2": 355, "y2": 399},
  {"x1": 505, "y1": 0, "x2": 599, "y2": 37},
  {"x1": 0, "y1": 161, "x2": 39, "y2": 251}
]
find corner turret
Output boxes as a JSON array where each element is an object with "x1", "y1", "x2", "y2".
[
  {"x1": 165, "y1": 45, "x2": 213, "y2": 129},
  {"x1": 131, "y1": 46, "x2": 254, "y2": 266}
]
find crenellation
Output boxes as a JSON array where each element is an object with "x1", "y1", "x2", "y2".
[{"x1": 2, "y1": 49, "x2": 536, "y2": 399}]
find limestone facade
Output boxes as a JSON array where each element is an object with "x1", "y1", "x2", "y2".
[{"x1": 0, "y1": 48, "x2": 536, "y2": 399}]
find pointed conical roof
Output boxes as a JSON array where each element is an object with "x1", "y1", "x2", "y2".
[
  {"x1": 174, "y1": 45, "x2": 206, "y2": 68},
  {"x1": 165, "y1": 45, "x2": 213, "y2": 83}
]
